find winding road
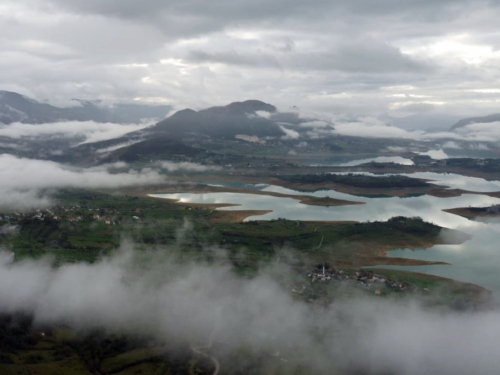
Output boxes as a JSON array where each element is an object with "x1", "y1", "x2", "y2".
[{"x1": 191, "y1": 330, "x2": 220, "y2": 375}]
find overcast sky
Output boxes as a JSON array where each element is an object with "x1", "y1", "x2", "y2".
[{"x1": 1, "y1": 0, "x2": 500, "y2": 118}]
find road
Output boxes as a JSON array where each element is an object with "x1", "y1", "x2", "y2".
[{"x1": 191, "y1": 329, "x2": 220, "y2": 375}]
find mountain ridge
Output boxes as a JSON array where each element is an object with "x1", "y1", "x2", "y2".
[
  {"x1": 151, "y1": 99, "x2": 283, "y2": 139},
  {"x1": 0, "y1": 90, "x2": 172, "y2": 124}
]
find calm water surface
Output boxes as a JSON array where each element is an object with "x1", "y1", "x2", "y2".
[
  {"x1": 338, "y1": 156, "x2": 414, "y2": 166},
  {"x1": 150, "y1": 172, "x2": 500, "y2": 292}
]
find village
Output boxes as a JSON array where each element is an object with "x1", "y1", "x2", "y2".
[
  {"x1": 306, "y1": 264, "x2": 417, "y2": 296},
  {"x1": 0, "y1": 205, "x2": 142, "y2": 228}
]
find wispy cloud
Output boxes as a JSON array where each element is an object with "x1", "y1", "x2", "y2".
[
  {"x1": 0, "y1": 121, "x2": 154, "y2": 144},
  {"x1": 0, "y1": 243, "x2": 497, "y2": 374},
  {"x1": 0, "y1": 154, "x2": 165, "y2": 209},
  {"x1": 1, "y1": 0, "x2": 500, "y2": 116},
  {"x1": 157, "y1": 161, "x2": 221, "y2": 172}
]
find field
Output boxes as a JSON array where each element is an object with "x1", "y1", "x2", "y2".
[
  {"x1": 0, "y1": 188, "x2": 479, "y2": 292},
  {"x1": 0, "y1": 189, "x2": 456, "y2": 265},
  {"x1": 0, "y1": 184, "x2": 491, "y2": 375}
]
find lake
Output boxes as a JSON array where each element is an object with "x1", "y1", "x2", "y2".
[{"x1": 150, "y1": 172, "x2": 500, "y2": 293}]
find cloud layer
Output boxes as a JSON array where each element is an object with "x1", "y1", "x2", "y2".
[
  {"x1": 1, "y1": 0, "x2": 500, "y2": 122},
  {"x1": 0, "y1": 244, "x2": 498, "y2": 374},
  {"x1": 0, "y1": 120, "x2": 154, "y2": 144},
  {"x1": 0, "y1": 155, "x2": 165, "y2": 209},
  {"x1": 292, "y1": 117, "x2": 500, "y2": 144}
]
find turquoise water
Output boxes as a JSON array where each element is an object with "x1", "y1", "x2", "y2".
[
  {"x1": 338, "y1": 156, "x2": 414, "y2": 166},
  {"x1": 308, "y1": 155, "x2": 414, "y2": 166},
  {"x1": 150, "y1": 172, "x2": 500, "y2": 292}
]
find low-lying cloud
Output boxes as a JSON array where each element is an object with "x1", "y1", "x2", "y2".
[
  {"x1": 0, "y1": 121, "x2": 154, "y2": 145},
  {"x1": 279, "y1": 125, "x2": 300, "y2": 140},
  {"x1": 157, "y1": 161, "x2": 221, "y2": 173},
  {"x1": 419, "y1": 149, "x2": 449, "y2": 159},
  {"x1": 0, "y1": 154, "x2": 165, "y2": 209},
  {"x1": 453, "y1": 121, "x2": 500, "y2": 143},
  {"x1": 301, "y1": 117, "x2": 500, "y2": 145},
  {"x1": 0, "y1": 243, "x2": 498, "y2": 374}
]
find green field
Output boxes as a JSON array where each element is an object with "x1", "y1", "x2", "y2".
[
  {"x1": 0, "y1": 188, "x2": 478, "y2": 297},
  {"x1": 0, "y1": 187, "x2": 490, "y2": 375},
  {"x1": 0, "y1": 189, "x2": 445, "y2": 269}
]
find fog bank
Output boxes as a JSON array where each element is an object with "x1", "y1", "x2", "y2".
[
  {"x1": 0, "y1": 244, "x2": 498, "y2": 374},
  {"x1": 0, "y1": 120, "x2": 154, "y2": 144},
  {"x1": 0, "y1": 154, "x2": 165, "y2": 209}
]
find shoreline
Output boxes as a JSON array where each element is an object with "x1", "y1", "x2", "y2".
[
  {"x1": 158, "y1": 173, "x2": 500, "y2": 199},
  {"x1": 145, "y1": 190, "x2": 466, "y2": 268},
  {"x1": 443, "y1": 207, "x2": 500, "y2": 220},
  {"x1": 116, "y1": 185, "x2": 486, "y2": 297},
  {"x1": 146, "y1": 183, "x2": 364, "y2": 206}
]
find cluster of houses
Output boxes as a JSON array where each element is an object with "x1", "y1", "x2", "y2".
[
  {"x1": 0, "y1": 207, "x2": 78, "y2": 224},
  {"x1": 0, "y1": 206, "x2": 127, "y2": 226},
  {"x1": 62, "y1": 206, "x2": 122, "y2": 225},
  {"x1": 308, "y1": 265, "x2": 411, "y2": 294},
  {"x1": 91, "y1": 214, "x2": 113, "y2": 225}
]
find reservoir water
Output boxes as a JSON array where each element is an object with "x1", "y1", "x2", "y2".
[{"x1": 150, "y1": 172, "x2": 500, "y2": 293}]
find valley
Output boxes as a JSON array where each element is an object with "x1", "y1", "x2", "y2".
[{"x1": 2, "y1": 94, "x2": 500, "y2": 374}]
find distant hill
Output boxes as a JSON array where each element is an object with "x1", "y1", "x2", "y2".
[
  {"x1": 0, "y1": 91, "x2": 171, "y2": 124},
  {"x1": 151, "y1": 100, "x2": 285, "y2": 139},
  {"x1": 99, "y1": 137, "x2": 206, "y2": 163},
  {"x1": 0, "y1": 96, "x2": 304, "y2": 165},
  {"x1": 73, "y1": 100, "x2": 292, "y2": 165},
  {"x1": 450, "y1": 113, "x2": 500, "y2": 130}
]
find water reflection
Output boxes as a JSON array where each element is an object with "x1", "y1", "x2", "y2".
[
  {"x1": 372, "y1": 224, "x2": 500, "y2": 292},
  {"x1": 308, "y1": 155, "x2": 414, "y2": 166},
  {"x1": 339, "y1": 156, "x2": 414, "y2": 166},
  {"x1": 150, "y1": 173, "x2": 500, "y2": 292},
  {"x1": 151, "y1": 190, "x2": 498, "y2": 228},
  {"x1": 334, "y1": 171, "x2": 500, "y2": 192}
]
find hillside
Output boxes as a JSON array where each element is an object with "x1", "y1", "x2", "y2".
[
  {"x1": 151, "y1": 100, "x2": 285, "y2": 139},
  {"x1": 99, "y1": 137, "x2": 205, "y2": 163}
]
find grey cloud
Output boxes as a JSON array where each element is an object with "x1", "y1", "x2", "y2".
[
  {"x1": 157, "y1": 161, "x2": 221, "y2": 173},
  {"x1": 279, "y1": 126, "x2": 300, "y2": 139},
  {"x1": 43, "y1": 18, "x2": 165, "y2": 63},
  {"x1": 188, "y1": 50, "x2": 282, "y2": 68},
  {"x1": 0, "y1": 244, "x2": 499, "y2": 374},
  {"x1": 0, "y1": 121, "x2": 154, "y2": 144},
  {"x1": 42, "y1": 0, "x2": 496, "y2": 29},
  {"x1": 0, "y1": 155, "x2": 165, "y2": 209},
  {"x1": 186, "y1": 38, "x2": 431, "y2": 74},
  {"x1": 17, "y1": 0, "x2": 497, "y2": 62},
  {"x1": 392, "y1": 102, "x2": 437, "y2": 114},
  {"x1": 293, "y1": 39, "x2": 432, "y2": 73},
  {"x1": 305, "y1": 115, "x2": 500, "y2": 144},
  {"x1": 454, "y1": 121, "x2": 500, "y2": 143},
  {"x1": 0, "y1": 154, "x2": 219, "y2": 210},
  {"x1": 1, "y1": 0, "x2": 500, "y2": 117}
]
